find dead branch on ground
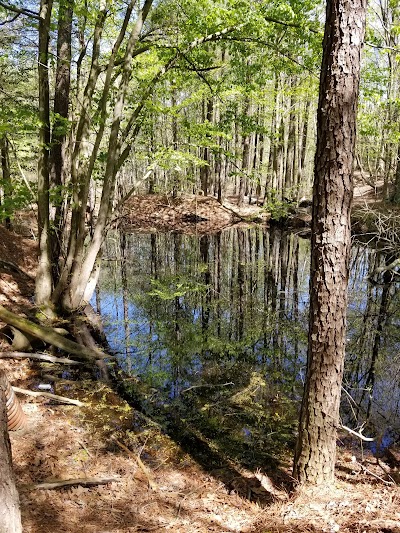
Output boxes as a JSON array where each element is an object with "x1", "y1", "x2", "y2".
[{"x1": 13, "y1": 386, "x2": 86, "y2": 407}]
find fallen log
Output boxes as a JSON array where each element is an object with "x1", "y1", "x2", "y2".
[
  {"x1": 0, "y1": 351, "x2": 81, "y2": 365},
  {"x1": 13, "y1": 387, "x2": 85, "y2": 407},
  {"x1": 24, "y1": 476, "x2": 120, "y2": 491},
  {"x1": 0, "y1": 305, "x2": 106, "y2": 362}
]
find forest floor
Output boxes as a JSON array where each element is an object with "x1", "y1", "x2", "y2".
[{"x1": 1, "y1": 187, "x2": 400, "y2": 533}]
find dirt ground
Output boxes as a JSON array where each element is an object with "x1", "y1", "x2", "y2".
[{"x1": 1, "y1": 195, "x2": 400, "y2": 533}]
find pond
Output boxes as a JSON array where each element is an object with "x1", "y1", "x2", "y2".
[{"x1": 94, "y1": 226, "x2": 400, "y2": 468}]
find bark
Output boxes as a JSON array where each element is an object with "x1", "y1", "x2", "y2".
[
  {"x1": 0, "y1": 135, "x2": 12, "y2": 229},
  {"x1": 200, "y1": 97, "x2": 214, "y2": 196},
  {"x1": 238, "y1": 97, "x2": 250, "y2": 206},
  {"x1": 298, "y1": 98, "x2": 311, "y2": 188},
  {"x1": 293, "y1": 0, "x2": 366, "y2": 486},
  {"x1": 284, "y1": 77, "x2": 297, "y2": 194},
  {"x1": 35, "y1": 0, "x2": 54, "y2": 308},
  {"x1": 0, "y1": 370, "x2": 22, "y2": 533},
  {"x1": 392, "y1": 145, "x2": 400, "y2": 203},
  {"x1": 50, "y1": 0, "x2": 74, "y2": 277}
]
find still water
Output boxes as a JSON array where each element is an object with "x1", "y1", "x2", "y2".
[{"x1": 95, "y1": 226, "x2": 400, "y2": 464}]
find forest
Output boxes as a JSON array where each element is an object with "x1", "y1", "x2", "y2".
[{"x1": 0, "y1": 0, "x2": 400, "y2": 531}]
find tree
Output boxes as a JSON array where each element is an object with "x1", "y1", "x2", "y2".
[
  {"x1": 0, "y1": 0, "x2": 321, "y2": 319},
  {"x1": 293, "y1": 0, "x2": 367, "y2": 485},
  {"x1": 0, "y1": 370, "x2": 22, "y2": 533}
]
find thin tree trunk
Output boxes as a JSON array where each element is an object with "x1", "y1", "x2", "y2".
[
  {"x1": 62, "y1": 0, "x2": 154, "y2": 312},
  {"x1": 0, "y1": 135, "x2": 12, "y2": 229},
  {"x1": 50, "y1": 0, "x2": 74, "y2": 279},
  {"x1": 35, "y1": 0, "x2": 54, "y2": 309},
  {"x1": 293, "y1": 0, "x2": 366, "y2": 486},
  {"x1": 200, "y1": 97, "x2": 214, "y2": 196},
  {"x1": 285, "y1": 77, "x2": 297, "y2": 195},
  {"x1": 238, "y1": 97, "x2": 250, "y2": 206}
]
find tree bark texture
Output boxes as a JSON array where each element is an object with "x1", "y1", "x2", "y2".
[
  {"x1": 50, "y1": 0, "x2": 74, "y2": 276},
  {"x1": 0, "y1": 370, "x2": 22, "y2": 533},
  {"x1": 293, "y1": 0, "x2": 366, "y2": 485},
  {"x1": 35, "y1": 0, "x2": 54, "y2": 307}
]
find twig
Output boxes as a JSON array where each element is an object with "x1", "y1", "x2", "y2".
[
  {"x1": 0, "y1": 351, "x2": 81, "y2": 365},
  {"x1": 358, "y1": 462, "x2": 395, "y2": 485},
  {"x1": 340, "y1": 423, "x2": 375, "y2": 442},
  {"x1": 24, "y1": 476, "x2": 120, "y2": 491},
  {"x1": 112, "y1": 436, "x2": 158, "y2": 490},
  {"x1": 12, "y1": 386, "x2": 86, "y2": 407},
  {"x1": 180, "y1": 382, "x2": 234, "y2": 394}
]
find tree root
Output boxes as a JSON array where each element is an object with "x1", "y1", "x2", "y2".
[{"x1": 0, "y1": 305, "x2": 107, "y2": 362}]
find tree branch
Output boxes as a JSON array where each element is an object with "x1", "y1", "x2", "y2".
[
  {"x1": 0, "y1": 351, "x2": 81, "y2": 365},
  {"x1": 0, "y1": 0, "x2": 39, "y2": 19},
  {"x1": 13, "y1": 386, "x2": 85, "y2": 406},
  {"x1": 25, "y1": 476, "x2": 120, "y2": 491},
  {"x1": 263, "y1": 15, "x2": 319, "y2": 34}
]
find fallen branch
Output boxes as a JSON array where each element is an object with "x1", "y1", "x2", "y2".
[
  {"x1": 25, "y1": 476, "x2": 120, "y2": 491},
  {"x1": 340, "y1": 423, "x2": 375, "y2": 442},
  {"x1": 0, "y1": 351, "x2": 81, "y2": 365},
  {"x1": 180, "y1": 382, "x2": 234, "y2": 394},
  {"x1": 358, "y1": 462, "x2": 395, "y2": 485},
  {"x1": 112, "y1": 436, "x2": 158, "y2": 491},
  {"x1": 12, "y1": 387, "x2": 85, "y2": 407},
  {"x1": 0, "y1": 305, "x2": 106, "y2": 362}
]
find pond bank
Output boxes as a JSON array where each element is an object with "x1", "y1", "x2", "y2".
[{"x1": 1, "y1": 207, "x2": 400, "y2": 532}]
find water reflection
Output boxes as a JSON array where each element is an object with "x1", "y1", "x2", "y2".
[{"x1": 96, "y1": 226, "x2": 400, "y2": 462}]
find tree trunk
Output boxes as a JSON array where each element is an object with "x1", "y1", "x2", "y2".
[
  {"x1": 392, "y1": 144, "x2": 400, "y2": 203},
  {"x1": 200, "y1": 97, "x2": 214, "y2": 196},
  {"x1": 50, "y1": 0, "x2": 74, "y2": 278},
  {"x1": 238, "y1": 97, "x2": 250, "y2": 206},
  {"x1": 35, "y1": 0, "x2": 54, "y2": 309},
  {"x1": 0, "y1": 370, "x2": 22, "y2": 533},
  {"x1": 0, "y1": 135, "x2": 12, "y2": 230},
  {"x1": 293, "y1": 0, "x2": 366, "y2": 486}
]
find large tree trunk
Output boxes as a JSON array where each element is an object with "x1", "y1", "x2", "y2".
[
  {"x1": 293, "y1": 0, "x2": 366, "y2": 486},
  {"x1": 0, "y1": 370, "x2": 22, "y2": 533}
]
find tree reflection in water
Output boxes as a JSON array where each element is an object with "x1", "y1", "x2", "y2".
[{"x1": 96, "y1": 226, "x2": 400, "y2": 467}]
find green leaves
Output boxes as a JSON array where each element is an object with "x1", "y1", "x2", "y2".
[{"x1": 148, "y1": 276, "x2": 207, "y2": 300}]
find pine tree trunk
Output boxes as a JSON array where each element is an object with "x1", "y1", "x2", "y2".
[
  {"x1": 0, "y1": 370, "x2": 22, "y2": 533},
  {"x1": 293, "y1": 0, "x2": 366, "y2": 486}
]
